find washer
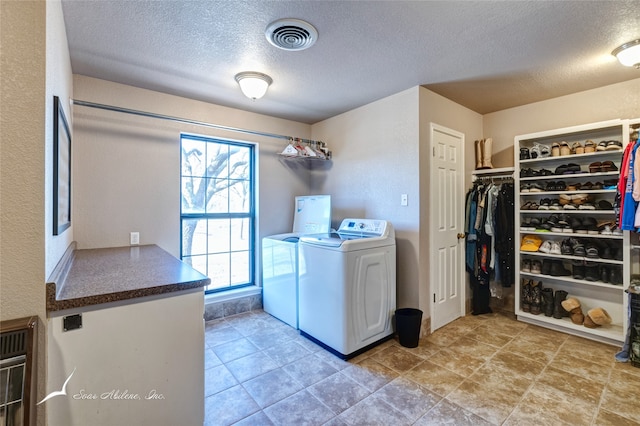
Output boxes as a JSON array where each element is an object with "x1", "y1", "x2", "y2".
[
  {"x1": 298, "y1": 218, "x2": 396, "y2": 359},
  {"x1": 261, "y1": 195, "x2": 331, "y2": 328}
]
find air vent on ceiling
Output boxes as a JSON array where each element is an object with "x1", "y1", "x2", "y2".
[{"x1": 265, "y1": 19, "x2": 318, "y2": 51}]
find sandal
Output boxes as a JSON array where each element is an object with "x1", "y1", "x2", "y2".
[
  {"x1": 605, "y1": 140, "x2": 622, "y2": 151},
  {"x1": 582, "y1": 181, "x2": 594, "y2": 190},
  {"x1": 571, "y1": 142, "x2": 584, "y2": 154},
  {"x1": 560, "y1": 141, "x2": 571, "y2": 156},
  {"x1": 596, "y1": 141, "x2": 608, "y2": 151},
  {"x1": 601, "y1": 160, "x2": 618, "y2": 172},
  {"x1": 551, "y1": 142, "x2": 560, "y2": 157},
  {"x1": 589, "y1": 162, "x2": 601, "y2": 173},
  {"x1": 521, "y1": 201, "x2": 533, "y2": 210},
  {"x1": 584, "y1": 140, "x2": 597, "y2": 153}
]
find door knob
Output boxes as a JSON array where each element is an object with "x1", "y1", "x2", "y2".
[{"x1": 457, "y1": 233, "x2": 465, "y2": 240}]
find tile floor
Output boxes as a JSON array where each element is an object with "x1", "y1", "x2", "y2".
[{"x1": 204, "y1": 309, "x2": 640, "y2": 425}]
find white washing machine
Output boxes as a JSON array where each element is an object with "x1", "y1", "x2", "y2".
[
  {"x1": 298, "y1": 218, "x2": 396, "y2": 359},
  {"x1": 261, "y1": 195, "x2": 331, "y2": 328}
]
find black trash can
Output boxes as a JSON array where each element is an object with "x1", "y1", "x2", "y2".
[{"x1": 395, "y1": 308, "x2": 423, "y2": 348}]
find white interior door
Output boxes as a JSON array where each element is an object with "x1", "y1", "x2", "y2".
[{"x1": 430, "y1": 123, "x2": 465, "y2": 332}]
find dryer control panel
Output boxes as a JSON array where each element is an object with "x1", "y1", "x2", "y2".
[{"x1": 338, "y1": 218, "x2": 387, "y2": 237}]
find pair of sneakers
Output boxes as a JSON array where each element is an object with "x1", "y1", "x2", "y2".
[{"x1": 539, "y1": 240, "x2": 561, "y2": 254}]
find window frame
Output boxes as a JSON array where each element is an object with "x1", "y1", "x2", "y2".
[{"x1": 179, "y1": 133, "x2": 256, "y2": 294}]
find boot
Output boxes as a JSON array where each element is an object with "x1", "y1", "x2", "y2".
[
  {"x1": 481, "y1": 138, "x2": 494, "y2": 169},
  {"x1": 561, "y1": 297, "x2": 584, "y2": 325},
  {"x1": 475, "y1": 140, "x2": 483, "y2": 170},
  {"x1": 531, "y1": 282, "x2": 542, "y2": 315},
  {"x1": 541, "y1": 288, "x2": 554, "y2": 317},
  {"x1": 522, "y1": 280, "x2": 532, "y2": 313},
  {"x1": 553, "y1": 290, "x2": 569, "y2": 319}
]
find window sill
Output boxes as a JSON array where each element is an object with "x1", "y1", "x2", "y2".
[{"x1": 205, "y1": 285, "x2": 261, "y2": 304}]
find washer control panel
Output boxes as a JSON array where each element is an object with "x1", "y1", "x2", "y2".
[{"x1": 338, "y1": 218, "x2": 387, "y2": 236}]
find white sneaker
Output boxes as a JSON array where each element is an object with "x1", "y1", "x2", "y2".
[
  {"x1": 539, "y1": 240, "x2": 552, "y2": 253},
  {"x1": 550, "y1": 241, "x2": 562, "y2": 255}
]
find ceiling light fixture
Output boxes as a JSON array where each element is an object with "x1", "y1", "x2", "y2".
[
  {"x1": 234, "y1": 72, "x2": 273, "y2": 100},
  {"x1": 612, "y1": 39, "x2": 640, "y2": 68}
]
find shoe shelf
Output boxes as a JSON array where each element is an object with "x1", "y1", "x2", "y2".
[
  {"x1": 519, "y1": 150, "x2": 623, "y2": 166},
  {"x1": 520, "y1": 172, "x2": 620, "y2": 181},
  {"x1": 517, "y1": 230, "x2": 623, "y2": 240},
  {"x1": 514, "y1": 119, "x2": 632, "y2": 345},
  {"x1": 520, "y1": 251, "x2": 623, "y2": 265},
  {"x1": 520, "y1": 271, "x2": 624, "y2": 291},
  {"x1": 517, "y1": 311, "x2": 624, "y2": 343},
  {"x1": 519, "y1": 210, "x2": 615, "y2": 214}
]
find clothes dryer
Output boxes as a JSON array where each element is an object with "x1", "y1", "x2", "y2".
[
  {"x1": 261, "y1": 195, "x2": 331, "y2": 328},
  {"x1": 298, "y1": 218, "x2": 396, "y2": 359}
]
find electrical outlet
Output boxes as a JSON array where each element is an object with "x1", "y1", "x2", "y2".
[
  {"x1": 401, "y1": 194, "x2": 408, "y2": 206},
  {"x1": 130, "y1": 232, "x2": 140, "y2": 245}
]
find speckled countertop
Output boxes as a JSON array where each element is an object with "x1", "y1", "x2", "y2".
[{"x1": 46, "y1": 244, "x2": 210, "y2": 312}]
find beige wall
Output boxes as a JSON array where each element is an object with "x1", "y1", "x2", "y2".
[
  {"x1": 1, "y1": 1, "x2": 52, "y2": 424},
  {"x1": 72, "y1": 76, "x2": 314, "y2": 280},
  {"x1": 312, "y1": 88, "x2": 421, "y2": 310},
  {"x1": 483, "y1": 78, "x2": 640, "y2": 168}
]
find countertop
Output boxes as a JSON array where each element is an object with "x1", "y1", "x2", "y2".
[{"x1": 46, "y1": 244, "x2": 210, "y2": 312}]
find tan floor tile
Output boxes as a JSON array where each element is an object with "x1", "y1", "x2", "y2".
[
  {"x1": 599, "y1": 369, "x2": 640, "y2": 423},
  {"x1": 522, "y1": 323, "x2": 571, "y2": 343},
  {"x1": 337, "y1": 394, "x2": 411, "y2": 426},
  {"x1": 465, "y1": 324, "x2": 514, "y2": 348},
  {"x1": 263, "y1": 389, "x2": 335, "y2": 425},
  {"x1": 611, "y1": 360, "x2": 640, "y2": 378},
  {"x1": 393, "y1": 338, "x2": 441, "y2": 359},
  {"x1": 487, "y1": 349, "x2": 546, "y2": 380},
  {"x1": 368, "y1": 345, "x2": 424, "y2": 373},
  {"x1": 242, "y1": 368, "x2": 303, "y2": 408},
  {"x1": 501, "y1": 334, "x2": 560, "y2": 364},
  {"x1": 404, "y1": 360, "x2": 465, "y2": 398},
  {"x1": 423, "y1": 327, "x2": 465, "y2": 348},
  {"x1": 504, "y1": 384, "x2": 595, "y2": 426},
  {"x1": 594, "y1": 408, "x2": 640, "y2": 426},
  {"x1": 427, "y1": 346, "x2": 488, "y2": 377},
  {"x1": 414, "y1": 399, "x2": 494, "y2": 426},
  {"x1": 549, "y1": 351, "x2": 611, "y2": 382},
  {"x1": 307, "y1": 372, "x2": 370, "y2": 414},
  {"x1": 467, "y1": 363, "x2": 531, "y2": 395},
  {"x1": 340, "y1": 357, "x2": 399, "y2": 393},
  {"x1": 558, "y1": 335, "x2": 618, "y2": 367},
  {"x1": 484, "y1": 314, "x2": 529, "y2": 336},
  {"x1": 446, "y1": 378, "x2": 522, "y2": 425},
  {"x1": 204, "y1": 385, "x2": 260, "y2": 426},
  {"x1": 373, "y1": 377, "x2": 441, "y2": 422},
  {"x1": 534, "y1": 366, "x2": 605, "y2": 406}
]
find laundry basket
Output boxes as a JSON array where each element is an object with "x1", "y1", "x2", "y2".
[{"x1": 395, "y1": 308, "x2": 422, "y2": 348}]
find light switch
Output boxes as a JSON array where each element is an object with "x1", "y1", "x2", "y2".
[{"x1": 401, "y1": 194, "x2": 408, "y2": 206}]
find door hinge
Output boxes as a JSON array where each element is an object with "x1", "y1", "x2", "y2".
[
  {"x1": 433, "y1": 293, "x2": 436, "y2": 303},
  {"x1": 433, "y1": 147, "x2": 435, "y2": 156}
]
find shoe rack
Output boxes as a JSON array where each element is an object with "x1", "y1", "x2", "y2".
[{"x1": 514, "y1": 119, "x2": 632, "y2": 345}]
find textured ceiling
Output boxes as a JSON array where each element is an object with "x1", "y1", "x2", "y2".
[{"x1": 61, "y1": 1, "x2": 640, "y2": 124}]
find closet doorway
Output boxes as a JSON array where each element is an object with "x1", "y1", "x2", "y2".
[{"x1": 429, "y1": 123, "x2": 465, "y2": 332}]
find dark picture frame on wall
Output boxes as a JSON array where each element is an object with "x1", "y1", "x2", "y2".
[{"x1": 53, "y1": 95, "x2": 71, "y2": 235}]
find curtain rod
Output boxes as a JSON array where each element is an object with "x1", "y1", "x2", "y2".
[{"x1": 72, "y1": 99, "x2": 319, "y2": 144}]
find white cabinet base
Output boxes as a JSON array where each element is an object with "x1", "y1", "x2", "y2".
[{"x1": 46, "y1": 289, "x2": 204, "y2": 426}]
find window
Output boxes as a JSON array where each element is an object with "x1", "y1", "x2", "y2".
[{"x1": 180, "y1": 134, "x2": 254, "y2": 293}]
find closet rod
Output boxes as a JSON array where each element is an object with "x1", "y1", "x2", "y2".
[{"x1": 72, "y1": 99, "x2": 315, "y2": 144}]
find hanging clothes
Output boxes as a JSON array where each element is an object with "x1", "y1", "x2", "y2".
[{"x1": 465, "y1": 178, "x2": 515, "y2": 314}]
